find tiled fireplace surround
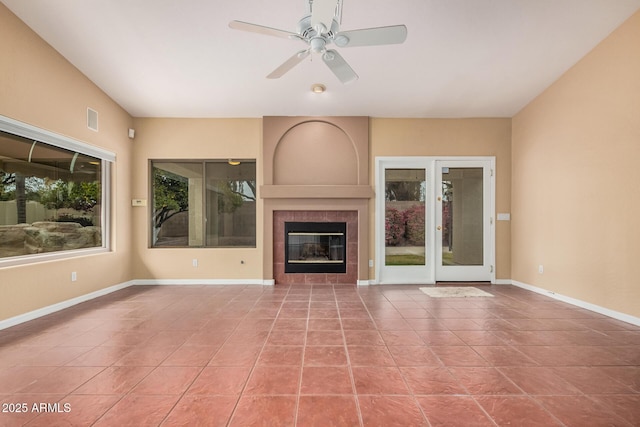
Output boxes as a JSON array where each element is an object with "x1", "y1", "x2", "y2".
[
  {"x1": 261, "y1": 116, "x2": 372, "y2": 285},
  {"x1": 273, "y1": 210, "x2": 358, "y2": 284}
]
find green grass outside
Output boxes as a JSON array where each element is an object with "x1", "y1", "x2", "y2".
[
  {"x1": 385, "y1": 252, "x2": 455, "y2": 266},
  {"x1": 385, "y1": 254, "x2": 426, "y2": 266},
  {"x1": 442, "y1": 251, "x2": 453, "y2": 265}
]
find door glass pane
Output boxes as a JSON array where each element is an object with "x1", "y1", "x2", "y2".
[
  {"x1": 385, "y1": 169, "x2": 426, "y2": 266},
  {"x1": 441, "y1": 167, "x2": 483, "y2": 266}
]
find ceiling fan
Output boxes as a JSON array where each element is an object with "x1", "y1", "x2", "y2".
[{"x1": 229, "y1": 0, "x2": 407, "y2": 84}]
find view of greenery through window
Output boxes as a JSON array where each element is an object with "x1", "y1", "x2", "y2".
[
  {"x1": 152, "y1": 160, "x2": 256, "y2": 248},
  {"x1": 384, "y1": 169, "x2": 426, "y2": 266},
  {"x1": 0, "y1": 130, "x2": 103, "y2": 259}
]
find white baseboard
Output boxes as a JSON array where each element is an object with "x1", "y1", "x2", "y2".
[
  {"x1": 0, "y1": 278, "x2": 275, "y2": 330},
  {"x1": 0, "y1": 281, "x2": 135, "y2": 331},
  {"x1": 131, "y1": 279, "x2": 273, "y2": 286},
  {"x1": 5, "y1": 277, "x2": 637, "y2": 330},
  {"x1": 511, "y1": 280, "x2": 640, "y2": 327}
]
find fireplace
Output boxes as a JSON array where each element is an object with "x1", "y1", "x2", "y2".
[
  {"x1": 285, "y1": 222, "x2": 346, "y2": 273},
  {"x1": 262, "y1": 117, "x2": 372, "y2": 285},
  {"x1": 272, "y1": 210, "x2": 359, "y2": 284}
]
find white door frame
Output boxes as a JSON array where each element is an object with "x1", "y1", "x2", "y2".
[{"x1": 374, "y1": 156, "x2": 496, "y2": 285}]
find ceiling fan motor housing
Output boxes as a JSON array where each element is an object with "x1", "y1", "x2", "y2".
[{"x1": 297, "y1": 15, "x2": 338, "y2": 41}]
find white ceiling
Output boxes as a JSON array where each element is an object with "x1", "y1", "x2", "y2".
[{"x1": 3, "y1": 0, "x2": 640, "y2": 118}]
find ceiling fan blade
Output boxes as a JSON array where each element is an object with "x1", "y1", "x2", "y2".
[
  {"x1": 322, "y1": 49, "x2": 358, "y2": 84},
  {"x1": 229, "y1": 20, "x2": 299, "y2": 40},
  {"x1": 311, "y1": 0, "x2": 338, "y2": 31},
  {"x1": 334, "y1": 25, "x2": 407, "y2": 47},
  {"x1": 267, "y1": 50, "x2": 310, "y2": 79}
]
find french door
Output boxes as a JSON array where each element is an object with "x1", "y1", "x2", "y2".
[{"x1": 376, "y1": 157, "x2": 494, "y2": 284}]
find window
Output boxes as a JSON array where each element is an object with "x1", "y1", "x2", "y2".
[
  {"x1": 0, "y1": 115, "x2": 112, "y2": 264},
  {"x1": 151, "y1": 160, "x2": 256, "y2": 248}
]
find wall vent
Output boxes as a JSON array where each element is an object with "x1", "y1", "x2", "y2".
[{"x1": 87, "y1": 108, "x2": 98, "y2": 132}]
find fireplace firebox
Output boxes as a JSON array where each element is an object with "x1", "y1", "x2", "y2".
[{"x1": 285, "y1": 222, "x2": 347, "y2": 273}]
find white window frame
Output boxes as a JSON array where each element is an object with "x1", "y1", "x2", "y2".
[
  {"x1": 0, "y1": 114, "x2": 114, "y2": 267},
  {"x1": 150, "y1": 159, "x2": 258, "y2": 249}
]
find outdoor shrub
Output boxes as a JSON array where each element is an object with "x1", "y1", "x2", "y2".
[
  {"x1": 385, "y1": 207, "x2": 405, "y2": 246},
  {"x1": 55, "y1": 214, "x2": 94, "y2": 227},
  {"x1": 405, "y1": 204, "x2": 425, "y2": 245}
]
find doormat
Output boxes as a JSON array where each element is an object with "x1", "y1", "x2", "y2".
[{"x1": 419, "y1": 287, "x2": 494, "y2": 298}]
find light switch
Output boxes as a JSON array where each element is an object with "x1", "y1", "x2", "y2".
[
  {"x1": 131, "y1": 199, "x2": 147, "y2": 207},
  {"x1": 497, "y1": 213, "x2": 510, "y2": 221}
]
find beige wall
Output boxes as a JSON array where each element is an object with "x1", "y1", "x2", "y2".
[
  {"x1": 512, "y1": 11, "x2": 640, "y2": 317},
  {"x1": 0, "y1": 4, "x2": 134, "y2": 321},
  {"x1": 3, "y1": 1, "x2": 638, "y2": 323},
  {"x1": 369, "y1": 118, "x2": 512, "y2": 281},
  {"x1": 130, "y1": 118, "x2": 264, "y2": 281}
]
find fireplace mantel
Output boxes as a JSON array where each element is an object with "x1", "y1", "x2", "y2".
[{"x1": 261, "y1": 185, "x2": 373, "y2": 199}]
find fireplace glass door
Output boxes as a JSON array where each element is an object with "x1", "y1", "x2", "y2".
[{"x1": 285, "y1": 222, "x2": 347, "y2": 273}]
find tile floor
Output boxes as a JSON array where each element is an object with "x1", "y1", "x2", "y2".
[{"x1": 0, "y1": 284, "x2": 639, "y2": 426}]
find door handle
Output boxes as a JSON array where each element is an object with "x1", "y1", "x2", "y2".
[{"x1": 437, "y1": 225, "x2": 442, "y2": 231}]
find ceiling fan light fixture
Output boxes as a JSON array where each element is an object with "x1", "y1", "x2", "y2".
[
  {"x1": 310, "y1": 37, "x2": 326, "y2": 53},
  {"x1": 311, "y1": 83, "x2": 326, "y2": 93}
]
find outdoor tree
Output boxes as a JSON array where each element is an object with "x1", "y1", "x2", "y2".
[
  {"x1": 217, "y1": 179, "x2": 256, "y2": 213},
  {"x1": 153, "y1": 167, "x2": 189, "y2": 230},
  {"x1": 40, "y1": 180, "x2": 99, "y2": 212},
  {"x1": 385, "y1": 180, "x2": 424, "y2": 202},
  {"x1": 1, "y1": 169, "x2": 100, "y2": 225}
]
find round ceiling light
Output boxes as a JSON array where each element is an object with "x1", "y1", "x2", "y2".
[{"x1": 311, "y1": 83, "x2": 326, "y2": 94}]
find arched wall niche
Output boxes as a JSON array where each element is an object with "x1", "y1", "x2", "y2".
[
  {"x1": 262, "y1": 116, "x2": 369, "y2": 188},
  {"x1": 273, "y1": 120, "x2": 358, "y2": 185}
]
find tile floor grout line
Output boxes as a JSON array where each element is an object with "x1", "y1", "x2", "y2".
[
  {"x1": 87, "y1": 290, "x2": 230, "y2": 426},
  {"x1": 290, "y1": 283, "x2": 312, "y2": 427},
  {"x1": 358, "y1": 286, "x2": 430, "y2": 425},
  {"x1": 381, "y1": 287, "x2": 439, "y2": 426},
  {"x1": 223, "y1": 284, "x2": 294, "y2": 427},
  {"x1": 335, "y1": 284, "x2": 366, "y2": 427},
  {"x1": 439, "y1": 293, "x2": 522, "y2": 427},
  {"x1": 151, "y1": 286, "x2": 262, "y2": 427}
]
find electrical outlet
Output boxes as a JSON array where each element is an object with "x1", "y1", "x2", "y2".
[
  {"x1": 192, "y1": 259, "x2": 198, "y2": 267},
  {"x1": 369, "y1": 259, "x2": 374, "y2": 268},
  {"x1": 71, "y1": 272, "x2": 77, "y2": 282},
  {"x1": 538, "y1": 265, "x2": 544, "y2": 274}
]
